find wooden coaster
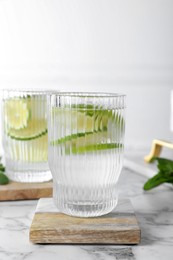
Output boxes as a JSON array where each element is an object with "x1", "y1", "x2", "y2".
[
  {"x1": 0, "y1": 181, "x2": 52, "y2": 201},
  {"x1": 29, "y1": 198, "x2": 141, "y2": 244}
]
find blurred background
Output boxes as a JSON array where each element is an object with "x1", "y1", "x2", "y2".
[{"x1": 0, "y1": 0, "x2": 173, "y2": 150}]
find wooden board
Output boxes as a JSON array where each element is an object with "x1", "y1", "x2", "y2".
[
  {"x1": 30, "y1": 198, "x2": 141, "y2": 244},
  {"x1": 0, "y1": 181, "x2": 53, "y2": 201}
]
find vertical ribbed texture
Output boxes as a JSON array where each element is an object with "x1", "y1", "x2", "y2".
[
  {"x1": 48, "y1": 93, "x2": 126, "y2": 217},
  {"x1": 2, "y1": 90, "x2": 51, "y2": 182}
]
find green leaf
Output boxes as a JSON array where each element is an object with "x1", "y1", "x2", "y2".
[
  {"x1": 0, "y1": 164, "x2": 5, "y2": 172},
  {"x1": 155, "y1": 157, "x2": 173, "y2": 175},
  {"x1": 143, "y1": 172, "x2": 169, "y2": 190},
  {"x1": 166, "y1": 176, "x2": 173, "y2": 184},
  {"x1": 0, "y1": 172, "x2": 9, "y2": 185}
]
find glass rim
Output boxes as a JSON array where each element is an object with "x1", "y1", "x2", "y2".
[
  {"x1": 2, "y1": 88, "x2": 59, "y2": 95},
  {"x1": 49, "y1": 92, "x2": 126, "y2": 98}
]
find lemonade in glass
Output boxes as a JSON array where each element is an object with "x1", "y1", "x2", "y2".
[{"x1": 2, "y1": 90, "x2": 52, "y2": 182}]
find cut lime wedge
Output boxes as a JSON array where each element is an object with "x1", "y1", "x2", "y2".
[
  {"x1": 7, "y1": 119, "x2": 47, "y2": 141},
  {"x1": 4, "y1": 98, "x2": 29, "y2": 130}
]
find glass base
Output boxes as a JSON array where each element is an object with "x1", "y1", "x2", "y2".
[
  {"x1": 6, "y1": 169, "x2": 52, "y2": 183},
  {"x1": 53, "y1": 182, "x2": 118, "y2": 217},
  {"x1": 54, "y1": 198, "x2": 118, "y2": 217},
  {"x1": 5, "y1": 159, "x2": 52, "y2": 183}
]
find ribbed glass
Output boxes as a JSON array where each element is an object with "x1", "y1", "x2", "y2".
[
  {"x1": 2, "y1": 89, "x2": 52, "y2": 182},
  {"x1": 48, "y1": 92, "x2": 126, "y2": 217}
]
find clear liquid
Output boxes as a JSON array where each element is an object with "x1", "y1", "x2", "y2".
[
  {"x1": 5, "y1": 134, "x2": 51, "y2": 182},
  {"x1": 50, "y1": 149, "x2": 123, "y2": 217},
  {"x1": 49, "y1": 105, "x2": 124, "y2": 216},
  {"x1": 3, "y1": 95, "x2": 51, "y2": 182}
]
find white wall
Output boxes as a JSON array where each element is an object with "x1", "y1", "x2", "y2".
[{"x1": 0, "y1": 0, "x2": 173, "y2": 150}]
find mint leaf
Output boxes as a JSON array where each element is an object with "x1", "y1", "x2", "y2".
[
  {"x1": 144, "y1": 157, "x2": 173, "y2": 190},
  {"x1": 156, "y1": 158, "x2": 173, "y2": 175},
  {"x1": 0, "y1": 164, "x2": 5, "y2": 172},
  {"x1": 144, "y1": 172, "x2": 170, "y2": 190},
  {"x1": 0, "y1": 172, "x2": 9, "y2": 185}
]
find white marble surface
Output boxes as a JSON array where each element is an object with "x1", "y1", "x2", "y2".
[{"x1": 0, "y1": 160, "x2": 173, "y2": 260}]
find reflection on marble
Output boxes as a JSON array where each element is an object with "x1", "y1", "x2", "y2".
[
  {"x1": 0, "y1": 165, "x2": 173, "y2": 260},
  {"x1": 36, "y1": 197, "x2": 58, "y2": 213}
]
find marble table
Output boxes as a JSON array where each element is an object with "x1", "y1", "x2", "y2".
[{"x1": 0, "y1": 159, "x2": 173, "y2": 260}]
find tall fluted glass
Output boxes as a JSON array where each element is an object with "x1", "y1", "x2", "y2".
[
  {"x1": 2, "y1": 90, "x2": 52, "y2": 182},
  {"x1": 48, "y1": 92, "x2": 126, "y2": 217}
]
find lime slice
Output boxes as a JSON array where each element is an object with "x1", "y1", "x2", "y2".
[
  {"x1": 26, "y1": 96, "x2": 47, "y2": 120},
  {"x1": 51, "y1": 108, "x2": 124, "y2": 142},
  {"x1": 53, "y1": 108, "x2": 95, "y2": 133},
  {"x1": 51, "y1": 105, "x2": 125, "y2": 154},
  {"x1": 52, "y1": 106, "x2": 117, "y2": 134},
  {"x1": 71, "y1": 143, "x2": 123, "y2": 154},
  {"x1": 51, "y1": 131, "x2": 108, "y2": 146},
  {"x1": 8, "y1": 119, "x2": 47, "y2": 141},
  {"x1": 51, "y1": 131, "x2": 123, "y2": 154},
  {"x1": 4, "y1": 98, "x2": 29, "y2": 130},
  {"x1": 11, "y1": 133, "x2": 48, "y2": 162}
]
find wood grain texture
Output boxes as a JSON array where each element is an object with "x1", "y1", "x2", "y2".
[
  {"x1": 30, "y1": 198, "x2": 141, "y2": 244},
  {"x1": 0, "y1": 181, "x2": 53, "y2": 201}
]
